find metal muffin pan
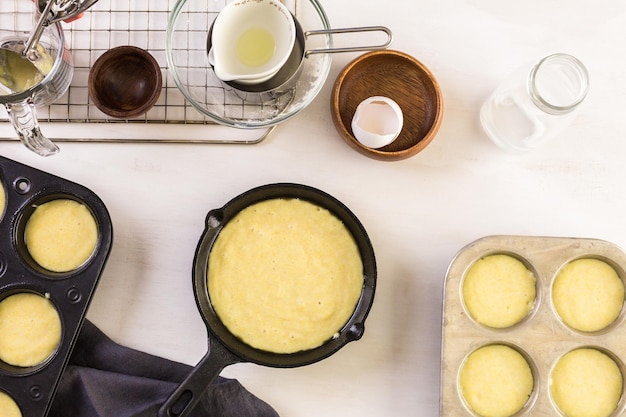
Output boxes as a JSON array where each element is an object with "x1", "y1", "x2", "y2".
[
  {"x1": 441, "y1": 235, "x2": 626, "y2": 417},
  {"x1": 0, "y1": 156, "x2": 113, "y2": 417}
]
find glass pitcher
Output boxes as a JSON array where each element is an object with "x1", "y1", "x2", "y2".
[{"x1": 0, "y1": 9, "x2": 73, "y2": 156}]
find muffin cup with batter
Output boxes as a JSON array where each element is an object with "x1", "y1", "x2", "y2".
[
  {"x1": 17, "y1": 195, "x2": 100, "y2": 275},
  {"x1": 550, "y1": 347, "x2": 624, "y2": 417},
  {"x1": 0, "y1": 291, "x2": 62, "y2": 371},
  {"x1": 0, "y1": 178, "x2": 7, "y2": 223},
  {"x1": 459, "y1": 343, "x2": 537, "y2": 417},
  {"x1": 552, "y1": 258, "x2": 625, "y2": 334},
  {"x1": 0, "y1": 390, "x2": 22, "y2": 417},
  {"x1": 461, "y1": 253, "x2": 538, "y2": 329}
]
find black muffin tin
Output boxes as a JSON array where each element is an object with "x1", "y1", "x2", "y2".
[{"x1": 0, "y1": 156, "x2": 113, "y2": 417}]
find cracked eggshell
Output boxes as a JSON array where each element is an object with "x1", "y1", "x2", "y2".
[{"x1": 351, "y1": 96, "x2": 404, "y2": 149}]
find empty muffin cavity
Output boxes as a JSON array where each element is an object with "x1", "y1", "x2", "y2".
[
  {"x1": 552, "y1": 258, "x2": 625, "y2": 334},
  {"x1": 19, "y1": 196, "x2": 99, "y2": 274},
  {"x1": 0, "y1": 291, "x2": 62, "y2": 371},
  {"x1": 461, "y1": 253, "x2": 538, "y2": 329},
  {"x1": 459, "y1": 343, "x2": 537, "y2": 417},
  {"x1": 550, "y1": 347, "x2": 624, "y2": 417}
]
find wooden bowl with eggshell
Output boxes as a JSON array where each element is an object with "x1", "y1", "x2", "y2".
[{"x1": 331, "y1": 50, "x2": 444, "y2": 161}]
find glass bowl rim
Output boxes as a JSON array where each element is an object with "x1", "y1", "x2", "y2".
[{"x1": 166, "y1": 0, "x2": 333, "y2": 129}]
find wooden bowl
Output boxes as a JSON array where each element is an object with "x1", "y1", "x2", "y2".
[
  {"x1": 331, "y1": 50, "x2": 443, "y2": 161},
  {"x1": 88, "y1": 46, "x2": 162, "y2": 119}
]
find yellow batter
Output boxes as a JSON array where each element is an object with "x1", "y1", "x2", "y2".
[
  {"x1": 25, "y1": 199, "x2": 98, "y2": 272},
  {"x1": 0, "y1": 391, "x2": 22, "y2": 417},
  {"x1": 550, "y1": 348, "x2": 623, "y2": 417},
  {"x1": 0, "y1": 293, "x2": 62, "y2": 367},
  {"x1": 0, "y1": 181, "x2": 5, "y2": 220},
  {"x1": 462, "y1": 254, "x2": 536, "y2": 328},
  {"x1": 208, "y1": 198, "x2": 363, "y2": 353},
  {"x1": 552, "y1": 258, "x2": 624, "y2": 332},
  {"x1": 459, "y1": 344, "x2": 534, "y2": 417},
  {"x1": 0, "y1": 44, "x2": 53, "y2": 95}
]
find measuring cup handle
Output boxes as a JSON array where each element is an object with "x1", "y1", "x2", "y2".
[
  {"x1": 304, "y1": 26, "x2": 393, "y2": 56},
  {"x1": 157, "y1": 337, "x2": 241, "y2": 417},
  {"x1": 5, "y1": 99, "x2": 59, "y2": 156}
]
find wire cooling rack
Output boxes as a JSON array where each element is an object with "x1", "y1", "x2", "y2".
[{"x1": 0, "y1": 0, "x2": 275, "y2": 144}]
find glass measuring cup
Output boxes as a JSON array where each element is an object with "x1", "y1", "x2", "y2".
[{"x1": 0, "y1": 13, "x2": 73, "y2": 156}]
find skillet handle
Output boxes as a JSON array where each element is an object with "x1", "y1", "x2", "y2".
[
  {"x1": 304, "y1": 26, "x2": 393, "y2": 57},
  {"x1": 158, "y1": 337, "x2": 241, "y2": 417}
]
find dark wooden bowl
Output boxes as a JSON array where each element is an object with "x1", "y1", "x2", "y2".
[
  {"x1": 88, "y1": 46, "x2": 162, "y2": 119},
  {"x1": 331, "y1": 50, "x2": 443, "y2": 161}
]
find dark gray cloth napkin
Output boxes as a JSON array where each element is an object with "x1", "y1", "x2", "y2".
[{"x1": 49, "y1": 320, "x2": 279, "y2": 417}]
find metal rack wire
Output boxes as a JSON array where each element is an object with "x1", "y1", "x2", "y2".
[{"x1": 0, "y1": 0, "x2": 274, "y2": 144}]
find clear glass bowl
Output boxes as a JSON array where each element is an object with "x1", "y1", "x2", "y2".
[{"x1": 166, "y1": 0, "x2": 333, "y2": 128}]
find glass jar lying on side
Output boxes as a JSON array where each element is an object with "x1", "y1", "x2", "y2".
[{"x1": 480, "y1": 53, "x2": 589, "y2": 154}]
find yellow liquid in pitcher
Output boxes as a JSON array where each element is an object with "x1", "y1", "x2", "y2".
[
  {"x1": 236, "y1": 27, "x2": 275, "y2": 68},
  {"x1": 0, "y1": 44, "x2": 53, "y2": 95}
]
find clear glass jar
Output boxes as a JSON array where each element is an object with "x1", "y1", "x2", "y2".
[{"x1": 480, "y1": 53, "x2": 589, "y2": 154}]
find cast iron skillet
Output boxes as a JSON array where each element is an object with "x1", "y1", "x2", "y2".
[{"x1": 158, "y1": 183, "x2": 376, "y2": 417}]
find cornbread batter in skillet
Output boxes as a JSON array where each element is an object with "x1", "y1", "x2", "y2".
[
  {"x1": 25, "y1": 199, "x2": 98, "y2": 272},
  {"x1": 0, "y1": 293, "x2": 62, "y2": 367},
  {"x1": 0, "y1": 390, "x2": 21, "y2": 417},
  {"x1": 208, "y1": 198, "x2": 363, "y2": 353}
]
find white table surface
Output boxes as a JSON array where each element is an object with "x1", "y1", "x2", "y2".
[{"x1": 3, "y1": 1, "x2": 626, "y2": 416}]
